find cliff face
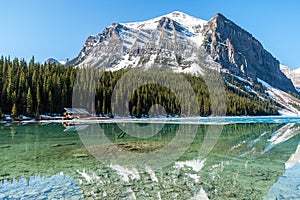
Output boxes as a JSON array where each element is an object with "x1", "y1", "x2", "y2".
[
  {"x1": 202, "y1": 13, "x2": 296, "y2": 93},
  {"x1": 74, "y1": 23, "x2": 124, "y2": 67}
]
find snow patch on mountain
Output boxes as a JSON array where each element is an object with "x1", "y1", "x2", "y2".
[
  {"x1": 173, "y1": 63, "x2": 204, "y2": 75},
  {"x1": 110, "y1": 54, "x2": 140, "y2": 71},
  {"x1": 258, "y1": 78, "x2": 300, "y2": 116}
]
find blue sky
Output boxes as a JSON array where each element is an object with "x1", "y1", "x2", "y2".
[{"x1": 0, "y1": 0, "x2": 299, "y2": 68}]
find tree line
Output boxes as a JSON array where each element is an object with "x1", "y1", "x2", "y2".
[
  {"x1": 0, "y1": 56, "x2": 278, "y2": 119},
  {"x1": 0, "y1": 56, "x2": 76, "y2": 118}
]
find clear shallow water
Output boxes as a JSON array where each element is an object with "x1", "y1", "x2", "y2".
[{"x1": 0, "y1": 118, "x2": 300, "y2": 199}]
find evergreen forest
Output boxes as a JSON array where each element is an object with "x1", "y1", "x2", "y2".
[{"x1": 0, "y1": 56, "x2": 279, "y2": 119}]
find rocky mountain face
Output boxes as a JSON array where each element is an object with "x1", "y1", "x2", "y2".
[
  {"x1": 202, "y1": 13, "x2": 296, "y2": 93},
  {"x1": 72, "y1": 12, "x2": 209, "y2": 74},
  {"x1": 280, "y1": 65, "x2": 300, "y2": 89},
  {"x1": 69, "y1": 11, "x2": 296, "y2": 93}
]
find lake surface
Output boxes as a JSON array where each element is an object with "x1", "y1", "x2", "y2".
[{"x1": 1, "y1": 117, "x2": 300, "y2": 199}]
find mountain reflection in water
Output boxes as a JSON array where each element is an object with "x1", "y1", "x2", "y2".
[{"x1": 0, "y1": 118, "x2": 299, "y2": 199}]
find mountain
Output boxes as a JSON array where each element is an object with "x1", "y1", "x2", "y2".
[
  {"x1": 46, "y1": 58, "x2": 61, "y2": 65},
  {"x1": 46, "y1": 58, "x2": 69, "y2": 65},
  {"x1": 280, "y1": 64, "x2": 300, "y2": 90},
  {"x1": 67, "y1": 11, "x2": 300, "y2": 115},
  {"x1": 72, "y1": 11, "x2": 209, "y2": 74},
  {"x1": 70, "y1": 11, "x2": 296, "y2": 93}
]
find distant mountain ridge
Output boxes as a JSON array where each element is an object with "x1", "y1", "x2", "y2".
[
  {"x1": 46, "y1": 58, "x2": 69, "y2": 66},
  {"x1": 46, "y1": 58, "x2": 61, "y2": 65},
  {"x1": 280, "y1": 64, "x2": 300, "y2": 90}
]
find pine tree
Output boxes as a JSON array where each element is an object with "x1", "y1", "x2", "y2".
[
  {"x1": 11, "y1": 103, "x2": 17, "y2": 118},
  {"x1": 26, "y1": 87, "x2": 33, "y2": 116},
  {"x1": 48, "y1": 91, "x2": 53, "y2": 114},
  {"x1": 36, "y1": 82, "x2": 41, "y2": 118}
]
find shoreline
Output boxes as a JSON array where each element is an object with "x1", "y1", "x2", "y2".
[{"x1": 2, "y1": 115, "x2": 300, "y2": 125}]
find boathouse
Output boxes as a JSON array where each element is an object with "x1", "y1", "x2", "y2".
[{"x1": 63, "y1": 108, "x2": 91, "y2": 119}]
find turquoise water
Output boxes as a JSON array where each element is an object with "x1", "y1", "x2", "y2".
[{"x1": 0, "y1": 118, "x2": 300, "y2": 199}]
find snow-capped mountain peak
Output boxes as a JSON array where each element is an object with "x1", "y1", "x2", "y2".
[
  {"x1": 121, "y1": 11, "x2": 207, "y2": 35},
  {"x1": 164, "y1": 11, "x2": 207, "y2": 33},
  {"x1": 73, "y1": 11, "x2": 212, "y2": 72}
]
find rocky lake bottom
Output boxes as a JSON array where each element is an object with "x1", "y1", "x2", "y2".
[{"x1": 0, "y1": 118, "x2": 300, "y2": 199}]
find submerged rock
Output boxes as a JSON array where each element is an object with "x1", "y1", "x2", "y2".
[
  {"x1": 73, "y1": 154, "x2": 89, "y2": 158},
  {"x1": 0, "y1": 145, "x2": 12, "y2": 149},
  {"x1": 51, "y1": 144, "x2": 62, "y2": 147},
  {"x1": 51, "y1": 143, "x2": 76, "y2": 147}
]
